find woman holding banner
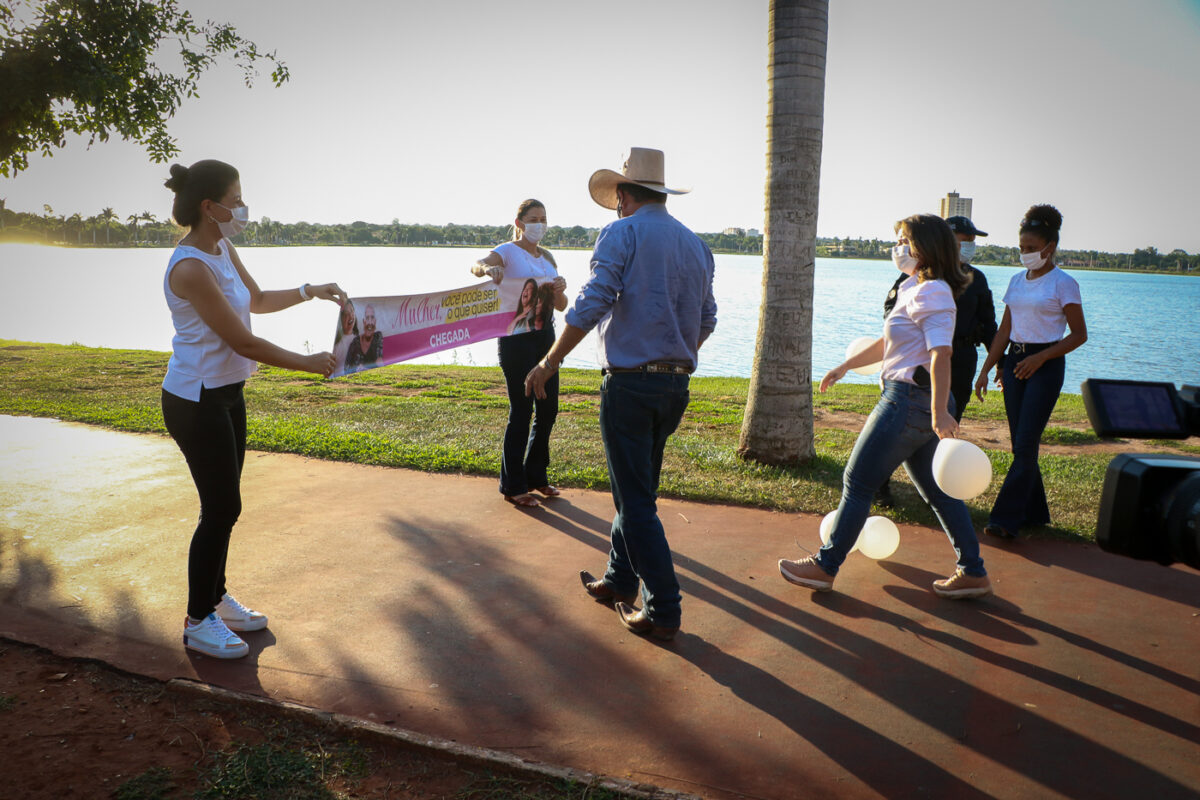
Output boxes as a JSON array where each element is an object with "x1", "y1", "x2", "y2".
[
  {"x1": 162, "y1": 159, "x2": 345, "y2": 659},
  {"x1": 471, "y1": 199, "x2": 568, "y2": 508}
]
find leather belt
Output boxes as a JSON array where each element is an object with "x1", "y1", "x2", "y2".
[
  {"x1": 1009, "y1": 341, "x2": 1057, "y2": 356},
  {"x1": 602, "y1": 362, "x2": 692, "y2": 376}
]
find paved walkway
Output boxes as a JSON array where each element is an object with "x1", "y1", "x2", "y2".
[{"x1": 1, "y1": 415, "x2": 1197, "y2": 799}]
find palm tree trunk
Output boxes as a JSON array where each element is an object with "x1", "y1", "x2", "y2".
[{"x1": 738, "y1": 0, "x2": 828, "y2": 465}]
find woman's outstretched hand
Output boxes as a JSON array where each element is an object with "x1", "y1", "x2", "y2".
[
  {"x1": 820, "y1": 364, "x2": 848, "y2": 393},
  {"x1": 305, "y1": 352, "x2": 337, "y2": 378},
  {"x1": 308, "y1": 283, "x2": 348, "y2": 306}
]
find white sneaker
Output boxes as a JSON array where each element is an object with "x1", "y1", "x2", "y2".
[
  {"x1": 183, "y1": 613, "x2": 249, "y2": 659},
  {"x1": 215, "y1": 593, "x2": 269, "y2": 632}
]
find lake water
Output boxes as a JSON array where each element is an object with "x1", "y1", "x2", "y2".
[{"x1": 2, "y1": 243, "x2": 1197, "y2": 391}]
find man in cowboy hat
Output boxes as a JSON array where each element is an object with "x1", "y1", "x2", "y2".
[{"x1": 525, "y1": 147, "x2": 717, "y2": 642}]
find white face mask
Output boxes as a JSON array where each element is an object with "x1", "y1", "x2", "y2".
[
  {"x1": 212, "y1": 203, "x2": 250, "y2": 238},
  {"x1": 892, "y1": 244, "x2": 919, "y2": 276},
  {"x1": 959, "y1": 241, "x2": 976, "y2": 263},
  {"x1": 1020, "y1": 248, "x2": 1048, "y2": 271},
  {"x1": 522, "y1": 222, "x2": 546, "y2": 243}
]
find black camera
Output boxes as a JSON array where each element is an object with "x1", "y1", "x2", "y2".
[{"x1": 1081, "y1": 379, "x2": 1200, "y2": 569}]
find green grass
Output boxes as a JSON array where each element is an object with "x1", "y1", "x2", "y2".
[
  {"x1": 94, "y1": 666, "x2": 646, "y2": 800},
  {"x1": 194, "y1": 741, "x2": 368, "y2": 800},
  {"x1": 113, "y1": 767, "x2": 174, "y2": 800},
  {"x1": 0, "y1": 693, "x2": 15, "y2": 713},
  {"x1": 0, "y1": 339, "x2": 1131, "y2": 540},
  {"x1": 1042, "y1": 426, "x2": 1104, "y2": 446}
]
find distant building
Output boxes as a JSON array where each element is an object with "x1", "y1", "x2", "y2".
[
  {"x1": 723, "y1": 227, "x2": 746, "y2": 236},
  {"x1": 939, "y1": 191, "x2": 972, "y2": 219},
  {"x1": 747, "y1": 229, "x2": 760, "y2": 237}
]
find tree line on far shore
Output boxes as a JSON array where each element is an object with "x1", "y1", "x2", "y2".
[
  {"x1": 817, "y1": 236, "x2": 1198, "y2": 273},
  {"x1": 0, "y1": 203, "x2": 1195, "y2": 274}
]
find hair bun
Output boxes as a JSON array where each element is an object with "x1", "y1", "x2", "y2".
[
  {"x1": 164, "y1": 163, "x2": 189, "y2": 193},
  {"x1": 1023, "y1": 204, "x2": 1062, "y2": 232}
]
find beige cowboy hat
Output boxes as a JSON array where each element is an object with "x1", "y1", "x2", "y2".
[{"x1": 588, "y1": 147, "x2": 691, "y2": 210}]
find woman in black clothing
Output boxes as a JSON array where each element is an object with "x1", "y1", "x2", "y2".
[
  {"x1": 161, "y1": 159, "x2": 344, "y2": 658},
  {"x1": 471, "y1": 199, "x2": 568, "y2": 508}
]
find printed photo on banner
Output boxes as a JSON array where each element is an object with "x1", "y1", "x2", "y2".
[
  {"x1": 330, "y1": 274, "x2": 557, "y2": 378},
  {"x1": 507, "y1": 278, "x2": 557, "y2": 336}
]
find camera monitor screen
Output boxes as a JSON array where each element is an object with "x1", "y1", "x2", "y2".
[{"x1": 1081, "y1": 379, "x2": 1186, "y2": 439}]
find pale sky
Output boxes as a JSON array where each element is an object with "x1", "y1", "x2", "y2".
[{"x1": 3, "y1": 0, "x2": 1199, "y2": 252}]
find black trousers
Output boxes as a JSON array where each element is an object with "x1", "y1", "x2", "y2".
[
  {"x1": 497, "y1": 327, "x2": 558, "y2": 495},
  {"x1": 950, "y1": 347, "x2": 978, "y2": 424},
  {"x1": 162, "y1": 382, "x2": 246, "y2": 620}
]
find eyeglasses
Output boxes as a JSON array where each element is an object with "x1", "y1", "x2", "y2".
[{"x1": 1021, "y1": 218, "x2": 1044, "y2": 227}]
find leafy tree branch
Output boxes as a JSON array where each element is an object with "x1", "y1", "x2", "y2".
[{"x1": 0, "y1": 0, "x2": 288, "y2": 176}]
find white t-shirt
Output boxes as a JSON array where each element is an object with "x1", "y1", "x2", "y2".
[
  {"x1": 1002, "y1": 267, "x2": 1082, "y2": 343},
  {"x1": 880, "y1": 276, "x2": 956, "y2": 384},
  {"x1": 493, "y1": 241, "x2": 557, "y2": 282},
  {"x1": 162, "y1": 240, "x2": 255, "y2": 401}
]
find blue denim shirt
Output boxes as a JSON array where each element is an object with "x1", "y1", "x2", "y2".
[{"x1": 565, "y1": 204, "x2": 717, "y2": 371}]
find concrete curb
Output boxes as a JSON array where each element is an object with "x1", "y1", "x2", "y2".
[{"x1": 166, "y1": 677, "x2": 703, "y2": 800}]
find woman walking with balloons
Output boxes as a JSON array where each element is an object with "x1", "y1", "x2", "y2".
[{"x1": 779, "y1": 213, "x2": 992, "y2": 599}]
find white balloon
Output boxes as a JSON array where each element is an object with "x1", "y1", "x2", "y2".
[
  {"x1": 858, "y1": 516, "x2": 900, "y2": 560},
  {"x1": 818, "y1": 511, "x2": 859, "y2": 553},
  {"x1": 932, "y1": 438, "x2": 993, "y2": 500},
  {"x1": 819, "y1": 511, "x2": 835, "y2": 543},
  {"x1": 846, "y1": 336, "x2": 883, "y2": 375}
]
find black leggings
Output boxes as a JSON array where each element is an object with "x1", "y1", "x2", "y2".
[
  {"x1": 162, "y1": 383, "x2": 246, "y2": 620},
  {"x1": 498, "y1": 327, "x2": 558, "y2": 495}
]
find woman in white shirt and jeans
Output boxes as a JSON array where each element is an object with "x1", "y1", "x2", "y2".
[
  {"x1": 780, "y1": 214, "x2": 992, "y2": 599},
  {"x1": 975, "y1": 205, "x2": 1087, "y2": 540},
  {"x1": 162, "y1": 159, "x2": 344, "y2": 658},
  {"x1": 472, "y1": 199, "x2": 568, "y2": 508}
]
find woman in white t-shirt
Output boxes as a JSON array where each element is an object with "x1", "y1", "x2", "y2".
[
  {"x1": 161, "y1": 160, "x2": 345, "y2": 659},
  {"x1": 780, "y1": 214, "x2": 992, "y2": 599},
  {"x1": 974, "y1": 205, "x2": 1087, "y2": 540},
  {"x1": 471, "y1": 199, "x2": 568, "y2": 508}
]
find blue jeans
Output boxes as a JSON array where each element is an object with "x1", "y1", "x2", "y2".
[
  {"x1": 816, "y1": 380, "x2": 986, "y2": 578},
  {"x1": 988, "y1": 352, "x2": 1065, "y2": 532},
  {"x1": 599, "y1": 372, "x2": 690, "y2": 627},
  {"x1": 498, "y1": 327, "x2": 558, "y2": 495}
]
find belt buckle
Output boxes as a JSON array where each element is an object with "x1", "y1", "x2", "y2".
[{"x1": 649, "y1": 363, "x2": 687, "y2": 375}]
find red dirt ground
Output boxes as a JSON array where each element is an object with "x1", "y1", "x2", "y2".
[{"x1": 0, "y1": 637, "x2": 630, "y2": 800}]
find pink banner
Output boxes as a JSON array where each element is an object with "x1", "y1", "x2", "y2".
[{"x1": 330, "y1": 276, "x2": 555, "y2": 378}]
